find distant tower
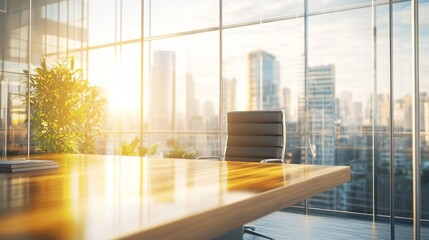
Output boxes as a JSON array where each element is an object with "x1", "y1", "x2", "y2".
[
  {"x1": 186, "y1": 73, "x2": 199, "y2": 130},
  {"x1": 223, "y1": 78, "x2": 237, "y2": 117},
  {"x1": 339, "y1": 91, "x2": 353, "y2": 125},
  {"x1": 282, "y1": 87, "x2": 291, "y2": 120},
  {"x1": 378, "y1": 94, "x2": 390, "y2": 127},
  {"x1": 150, "y1": 50, "x2": 175, "y2": 131},
  {"x1": 248, "y1": 50, "x2": 280, "y2": 110}
]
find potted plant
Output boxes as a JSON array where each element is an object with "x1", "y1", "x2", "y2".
[
  {"x1": 23, "y1": 57, "x2": 107, "y2": 154},
  {"x1": 165, "y1": 144, "x2": 198, "y2": 159},
  {"x1": 120, "y1": 136, "x2": 160, "y2": 157}
]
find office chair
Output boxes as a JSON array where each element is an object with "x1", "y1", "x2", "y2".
[{"x1": 198, "y1": 110, "x2": 286, "y2": 240}]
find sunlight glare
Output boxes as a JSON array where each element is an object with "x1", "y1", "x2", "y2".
[{"x1": 105, "y1": 61, "x2": 140, "y2": 112}]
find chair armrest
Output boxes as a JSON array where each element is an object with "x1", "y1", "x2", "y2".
[
  {"x1": 196, "y1": 156, "x2": 223, "y2": 161},
  {"x1": 260, "y1": 159, "x2": 284, "y2": 163}
]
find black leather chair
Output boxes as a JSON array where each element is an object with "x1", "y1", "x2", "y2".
[{"x1": 199, "y1": 110, "x2": 286, "y2": 240}]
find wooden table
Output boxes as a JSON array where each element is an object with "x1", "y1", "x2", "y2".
[{"x1": 0, "y1": 154, "x2": 350, "y2": 240}]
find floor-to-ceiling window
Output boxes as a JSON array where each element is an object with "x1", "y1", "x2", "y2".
[
  {"x1": 421, "y1": 0, "x2": 429, "y2": 227},
  {"x1": 0, "y1": 0, "x2": 426, "y2": 238}
]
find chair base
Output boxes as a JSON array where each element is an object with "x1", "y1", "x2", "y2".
[{"x1": 243, "y1": 226, "x2": 274, "y2": 240}]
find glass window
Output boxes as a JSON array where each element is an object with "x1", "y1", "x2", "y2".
[
  {"x1": 68, "y1": 0, "x2": 85, "y2": 28},
  {"x1": 151, "y1": 134, "x2": 214, "y2": 159},
  {"x1": 88, "y1": 0, "x2": 115, "y2": 46},
  {"x1": 150, "y1": 0, "x2": 218, "y2": 36},
  {"x1": 222, "y1": 0, "x2": 260, "y2": 26},
  {"x1": 2, "y1": 0, "x2": 428, "y2": 225},
  {"x1": 420, "y1": 0, "x2": 429, "y2": 221},
  {"x1": 46, "y1": 2, "x2": 59, "y2": 22},
  {"x1": 0, "y1": 73, "x2": 28, "y2": 156},
  {"x1": 117, "y1": 43, "x2": 141, "y2": 132},
  {"x1": 390, "y1": 1, "x2": 412, "y2": 225},
  {"x1": 370, "y1": 2, "x2": 392, "y2": 219},
  {"x1": 143, "y1": 0, "x2": 150, "y2": 37},
  {"x1": 88, "y1": 44, "x2": 141, "y2": 154},
  {"x1": 308, "y1": 0, "x2": 371, "y2": 13},
  {"x1": 149, "y1": 31, "x2": 219, "y2": 156},
  {"x1": 222, "y1": 19, "x2": 304, "y2": 161},
  {"x1": 307, "y1": 6, "x2": 374, "y2": 213},
  {"x1": 261, "y1": 0, "x2": 303, "y2": 20},
  {"x1": 68, "y1": 0, "x2": 86, "y2": 50},
  {"x1": 88, "y1": 47, "x2": 115, "y2": 86},
  {"x1": 87, "y1": 47, "x2": 115, "y2": 150},
  {"x1": 223, "y1": 0, "x2": 303, "y2": 26},
  {"x1": 122, "y1": 0, "x2": 141, "y2": 41},
  {"x1": 223, "y1": 24, "x2": 262, "y2": 112},
  {"x1": 143, "y1": 43, "x2": 150, "y2": 130}
]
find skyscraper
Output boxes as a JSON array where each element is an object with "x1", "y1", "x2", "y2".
[
  {"x1": 282, "y1": 87, "x2": 291, "y2": 121},
  {"x1": 186, "y1": 73, "x2": 198, "y2": 130},
  {"x1": 338, "y1": 91, "x2": 353, "y2": 125},
  {"x1": 223, "y1": 78, "x2": 237, "y2": 118},
  {"x1": 248, "y1": 50, "x2": 280, "y2": 110},
  {"x1": 150, "y1": 50, "x2": 175, "y2": 131},
  {"x1": 306, "y1": 64, "x2": 336, "y2": 209},
  {"x1": 307, "y1": 64, "x2": 336, "y2": 165},
  {"x1": 393, "y1": 95, "x2": 412, "y2": 131}
]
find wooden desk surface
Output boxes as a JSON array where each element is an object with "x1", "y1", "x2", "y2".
[{"x1": 0, "y1": 154, "x2": 350, "y2": 240}]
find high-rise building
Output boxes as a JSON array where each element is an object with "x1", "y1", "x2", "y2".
[
  {"x1": 338, "y1": 91, "x2": 353, "y2": 125},
  {"x1": 282, "y1": 87, "x2": 291, "y2": 121},
  {"x1": 365, "y1": 93, "x2": 390, "y2": 127},
  {"x1": 297, "y1": 53, "x2": 306, "y2": 162},
  {"x1": 352, "y1": 101, "x2": 363, "y2": 126},
  {"x1": 223, "y1": 78, "x2": 237, "y2": 117},
  {"x1": 248, "y1": 50, "x2": 280, "y2": 110},
  {"x1": 335, "y1": 127, "x2": 373, "y2": 213},
  {"x1": 183, "y1": 73, "x2": 203, "y2": 150},
  {"x1": 306, "y1": 64, "x2": 336, "y2": 209},
  {"x1": 338, "y1": 91, "x2": 363, "y2": 128},
  {"x1": 395, "y1": 95, "x2": 412, "y2": 131},
  {"x1": 307, "y1": 64, "x2": 336, "y2": 165},
  {"x1": 186, "y1": 73, "x2": 199, "y2": 130},
  {"x1": 150, "y1": 50, "x2": 175, "y2": 131}
]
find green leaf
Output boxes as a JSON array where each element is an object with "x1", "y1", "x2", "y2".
[
  {"x1": 70, "y1": 56, "x2": 75, "y2": 71},
  {"x1": 139, "y1": 147, "x2": 148, "y2": 156},
  {"x1": 41, "y1": 58, "x2": 47, "y2": 71},
  {"x1": 150, "y1": 144, "x2": 159, "y2": 155}
]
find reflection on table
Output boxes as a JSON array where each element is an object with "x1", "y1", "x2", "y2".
[{"x1": 0, "y1": 154, "x2": 350, "y2": 240}]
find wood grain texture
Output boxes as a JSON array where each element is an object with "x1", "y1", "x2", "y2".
[{"x1": 0, "y1": 154, "x2": 350, "y2": 240}]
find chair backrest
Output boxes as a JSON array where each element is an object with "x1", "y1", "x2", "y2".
[{"x1": 224, "y1": 110, "x2": 286, "y2": 163}]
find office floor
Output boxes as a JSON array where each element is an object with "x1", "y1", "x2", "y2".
[{"x1": 244, "y1": 211, "x2": 429, "y2": 240}]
